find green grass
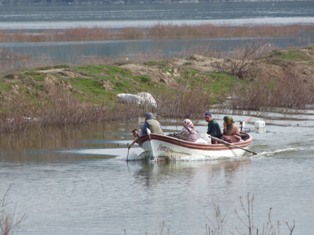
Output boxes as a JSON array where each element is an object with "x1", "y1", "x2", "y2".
[
  {"x1": 268, "y1": 49, "x2": 311, "y2": 62},
  {"x1": 307, "y1": 60, "x2": 314, "y2": 67},
  {"x1": 69, "y1": 78, "x2": 109, "y2": 104},
  {"x1": 23, "y1": 71, "x2": 46, "y2": 81},
  {"x1": 0, "y1": 80, "x2": 12, "y2": 92},
  {"x1": 207, "y1": 72, "x2": 239, "y2": 94}
]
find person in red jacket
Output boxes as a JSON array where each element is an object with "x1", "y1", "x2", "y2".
[{"x1": 222, "y1": 116, "x2": 241, "y2": 143}]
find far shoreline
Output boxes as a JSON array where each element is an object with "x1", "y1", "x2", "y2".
[{"x1": 1, "y1": 17, "x2": 314, "y2": 30}]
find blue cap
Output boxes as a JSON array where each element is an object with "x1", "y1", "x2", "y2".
[
  {"x1": 145, "y1": 112, "x2": 154, "y2": 120},
  {"x1": 204, "y1": 112, "x2": 212, "y2": 117}
]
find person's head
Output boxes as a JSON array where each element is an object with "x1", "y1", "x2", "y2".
[
  {"x1": 144, "y1": 112, "x2": 155, "y2": 120},
  {"x1": 132, "y1": 129, "x2": 140, "y2": 137},
  {"x1": 223, "y1": 116, "x2": 234, "y2": 125},
  {"x1": 183, "y1": 119, "x2": 194, "y2": 128},
  {"x1": 204, "y1": 112, "x2": 212, "y2": 122}
]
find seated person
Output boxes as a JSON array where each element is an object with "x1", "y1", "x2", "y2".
[
  {"x1": 141, "y1": 112, "x2": 163, "y2": 135},
  {"x1": 222, "y1": 116, "x2": 241, "y2": 143},
  {"x1": 204, "y1": 112, "x2": 222, "y2": 144},
  {"x1": 169, "y1": 119, "x2": 198, "y2": 142}
]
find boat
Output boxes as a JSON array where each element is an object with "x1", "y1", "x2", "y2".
[{"x1": 137, "y1": 132, "x2": 254, "y2": 160}]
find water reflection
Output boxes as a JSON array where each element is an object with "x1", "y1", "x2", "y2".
[
  {"x1": 0, "y1": 122, "x2": 131, "y2": 162},
  {"x1": 1, "y1": 107, "x2": 314, "y2": 163},
  {"x1": 1, "y1": 109, "x2": 314, "y2": 234},
  {"x1": 127, "y1": 158, "x2": 252, "y2": 189}
]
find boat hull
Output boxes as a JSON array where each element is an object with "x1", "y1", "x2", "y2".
[{"x1": 138, "y1": 133, "x2": 253, "y2": 160}]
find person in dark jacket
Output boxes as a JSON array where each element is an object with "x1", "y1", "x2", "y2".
[
  {"x1": 205, "y1": 112, "x2": 222, "y2": 144},
  {"x1": 141, "y1": 112, "x2": 163, "y2": 136}
]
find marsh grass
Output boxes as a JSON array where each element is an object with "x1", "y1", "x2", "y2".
[{"x1": 1, "y1": 24, "x2": 313, "y2": 43}]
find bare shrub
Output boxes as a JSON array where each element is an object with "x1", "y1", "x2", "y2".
[
  {"x1": 0, "y1": 186, "x2": 25, "y2": 235},
  {"x1": 156, "y1": 84, "x2": 211, "y2": 119},
  {"x1": 0, "y1": 84, "x2": 148, "y2": 133},
  {"x1": 214, "y1": 41, "x2": 271, "y2": 80},
  {"x1": 205, "y1": 199, "x2": 225, "y2": 235},
  {"x1": 235, "y1": 193, "x2": 295, "y2": 235},
  {"x1": 232, "y1": 66, "x2": 314, "y2": 110}
]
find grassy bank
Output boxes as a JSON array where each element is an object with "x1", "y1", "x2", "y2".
[{"x1": 0, "y1": 44, "x2": 314, "y2": 133}]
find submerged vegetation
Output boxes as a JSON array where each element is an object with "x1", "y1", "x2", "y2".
[{"x1": 0, "y1": 24, "x2": 314, "y2": 133}]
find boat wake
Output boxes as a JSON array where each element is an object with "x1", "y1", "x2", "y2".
[{"x1": 257, "y1": 146, "x2": 314, "y2": 158}]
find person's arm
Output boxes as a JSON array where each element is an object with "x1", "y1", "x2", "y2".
[{"x1": 128, "y1": 138, "x2": 138, "y2": 149}]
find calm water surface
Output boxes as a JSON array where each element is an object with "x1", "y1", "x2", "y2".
[{"x1": 1, "y1": 110, "x2": 314, "y2": 234}]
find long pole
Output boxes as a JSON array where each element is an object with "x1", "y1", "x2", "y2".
[
  {"x1": 208, "y1": 135, "x2": 257, "y2": 155},
  {"x1": 126, "y1": 144, "x2": 130, "y2": 161}
]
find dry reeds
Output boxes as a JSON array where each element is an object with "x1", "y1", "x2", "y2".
[
  {"x1": 1, "y1": 24, "x2": 313, "y2": 43},
  {"x1": 156, "y1": 84, "x2": 211, "y2": 119},
  {"x1": 231, "y1": 66, "x2": 314, "y2": 110}
]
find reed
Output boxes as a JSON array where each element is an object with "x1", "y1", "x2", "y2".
[
  {"x1": 0, "y1": 186, "x2": 25, "y2": 235},
  {"x1": 231, "y1": 58, "x2": 314, "y2": 110},
  {"x1": 156, "y1": 82, "x2": 212, "y2": 119},
  {"x1": 122, "y1": 193, "x2": 296, "y2": 235},
  {"x1": 1, "y1": 24, "x2": 313, "y2": 43}
]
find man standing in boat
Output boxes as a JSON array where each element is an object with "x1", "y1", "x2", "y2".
[
  {"x1": 205, "y1": 112, "x2": 222, "y2": 144},
  {"x1": 141, "y1": 112, "x2": 163, "y2": 136}
]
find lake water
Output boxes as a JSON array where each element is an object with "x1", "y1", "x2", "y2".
[
  {"x1": 1, "y1": 1, "x2": 314, "y2": 64},
  {"x1": 1, "y1": 109, "x2": 314, "y2": 234},
  {"x1": 3, "y1": 36, "x2": 313, "y2": 64}
]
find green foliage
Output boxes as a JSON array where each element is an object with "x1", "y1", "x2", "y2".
[
  {"x1": 136, "y1": 75, "x2": 151, "y2": 84},
  {"x1": 73, "y1": 64, "x2": 131, "y2": 78},
  {"x1": 268, "y1": 49, "x2": 311, "y2": 62},
  {"x1": 144, "y1": 60, "x2": 169, "y2": 68},
  {"x1": 178, "y1": 69, "x2": 238, "y2": 96},
  {"x1": 207, "y1": 72, "x2": 239, "y2": 94},
  {"x1": 307, "y1": 60, "x2": 314, "y2": 67},
  {"x1": 70, "y1": 78, "x2": 109, "y2": 104},
  {"x1": 0, "y1": 81, "x2": 12, "y2": 92},
  {"x1": 71, "y1": 78, "x2": 102, "y2": 94},
  {"x1": 23, "y1": 71, "x2": 46, "y2": 81}
]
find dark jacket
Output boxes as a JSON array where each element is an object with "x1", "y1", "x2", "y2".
[{"x1": 206, "y1": 120, "x2": 222, "y2": 138}]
